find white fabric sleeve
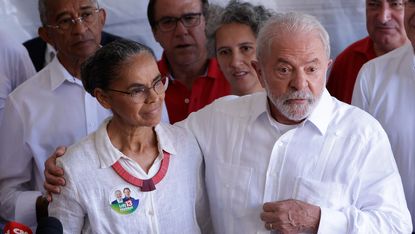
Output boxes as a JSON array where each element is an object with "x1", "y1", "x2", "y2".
[
  {"x1": 351, "y1": 63, "x2": 371, "y2": 109},
  {"x1": 48, "y1": 158, "x2": 84, "y2": 234},
  {"x1": 318, "y1": 129, "x2": 412, "y2": 233},
  {"x1": 0, "y1": 97, "x2": 38, "y2": 226},
  {"x1": 318, "y1": 207, "x2": 347, "y2": 234},
  {"x1": 195, "y1": 160, "x2": 213, "y2": 234},
  {"x1": 0, "y1": 74, "x2": 11, "y2": 123}
]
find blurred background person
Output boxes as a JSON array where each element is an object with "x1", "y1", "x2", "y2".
[
  {"x1": 327, "y1": 0, "x2": 407, "y2": 103},
  {"x1": 206, "y1": 0, "x2": 272, "y2": 96},
  {"x1": 147, "y1": 0, "x2": 230, "y2": 123},
  {"x1": 0, "y1": 30, "x2": 36, "y2": 123}
]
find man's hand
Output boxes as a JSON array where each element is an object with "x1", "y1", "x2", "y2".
[
  {"x1": 260, "y1": 199, "x2": 321, "y2": 234},
  {"x1": 43, "y1": 146, "x2": 67, "y2": 201}
]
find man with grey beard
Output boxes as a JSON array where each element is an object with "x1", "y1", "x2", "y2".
[
  {"x1": 43, "y1": 12, "x2": 412, "y2": 234},
  {"x1": 181, "y1": 12, "x2": 411, "y2": 233}
]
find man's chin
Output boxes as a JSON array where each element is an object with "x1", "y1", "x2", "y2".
[
  {"x1": 74, "y1": 48, "x2": 99, "y2": 60},
  {"x1": 281, "y1": 105, "x2": 311, "y2": 121}
]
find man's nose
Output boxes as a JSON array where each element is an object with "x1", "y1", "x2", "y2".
[
  {"x1": 71, "y1": 17, "x2": 88, "y2": 33},
  {"x1": 290, "y1": 71, "x2": 308, "y2": 91},
  {"x1": 377, "y1": 4, "x2": 392, "y2": 24}
]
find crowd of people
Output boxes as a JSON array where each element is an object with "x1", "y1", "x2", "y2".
[{"x1": 0, "y1": 0, "x2": 414, "y2": 233}]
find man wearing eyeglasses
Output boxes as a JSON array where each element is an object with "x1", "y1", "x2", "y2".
[
  {"x1": 0, "y1": 0, "x2": 112, "y2": 230},
  {"x1": 147, "y1": 0, "x2": 230, "y2": 123},
  {"x1": 353, "y1": 1, "x2": 415, "y2": 231}
]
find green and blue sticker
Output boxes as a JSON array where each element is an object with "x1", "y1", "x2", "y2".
[{"x1": 109, "y1": 185, "x2": 140, "y2": 215}]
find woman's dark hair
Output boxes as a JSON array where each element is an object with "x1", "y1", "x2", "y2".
[{"x1": 81, "y1": 39, "x2": 156, "y2": 96}]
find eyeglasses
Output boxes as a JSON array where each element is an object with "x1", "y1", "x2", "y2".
[
  {"x1": 106, "y1": 76, "x2": 168, "y2": 103},
  {"x1": 156, "y1": 13, "x2": 203, "y2": 32},
  {"x1": 47, "y1": 9, "x2": 101, "y2": 31}
]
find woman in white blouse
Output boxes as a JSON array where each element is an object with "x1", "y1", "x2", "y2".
[{"x1": 48, "y1": 39, "x2": 211, "y2": 234}]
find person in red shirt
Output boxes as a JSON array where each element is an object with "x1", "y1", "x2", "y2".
[
  {"x1": 147, "y1": 0, "x2": 230, "y2": 123},
  {"x1": 327, "y1": 0, "x2": 407, "y2": 104}
]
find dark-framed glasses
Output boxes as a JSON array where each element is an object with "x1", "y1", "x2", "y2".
[
  {"x1": 106, "y1": 76, "x2": 168, "y2": 103},
  {"x1": 47, "y1": 8, "x2": 101, "y2": 31},
  {"x1": 156, "y1": 13, "x2": 202, "y2": 32}
]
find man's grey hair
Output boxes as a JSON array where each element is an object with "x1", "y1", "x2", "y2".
[
  {"x1": 206, "y1": 0, "x2": 273, "y2": 57},
  {"x1": 256, "y1": 12, "x2": 330, "y2": 61},
  {"x1": 38, "y1": 0, "x2": 99, "y2": 26}
]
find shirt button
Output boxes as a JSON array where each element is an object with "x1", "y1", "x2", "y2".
[
  {"x1": 148, "y1": 210, "x2": 154, "y2": 216},
  {"x1": 184, "y1": 98, "x2": 190, "y2": 104}
]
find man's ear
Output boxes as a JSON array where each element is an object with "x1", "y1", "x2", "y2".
[
  {"x1": 152, "y1": 28, "x2": 160, "y2": 43},
  {"x1": 94, "y1": 88, "x2": 112, "y2": 109},
  {"x1": 98, "y1": 8, "x2": 107, "y2": 27},
  {"x1": 252, "y1": 60, "x2": 265, "y2": 87},
  {"x1": 38, "y1": 27, "x2": 54, "y2": 47},
  {"x1": 328, "y1": 58, "x2": 333, "y2": 68}
]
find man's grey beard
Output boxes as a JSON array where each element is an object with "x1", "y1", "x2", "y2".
[{"x1": 270, "y1": 89, "x2": 321, "y2": 122}]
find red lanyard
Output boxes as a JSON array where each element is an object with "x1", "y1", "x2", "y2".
[{"x1": 112, "y1": 151, "x2": 171, "y2": 192}]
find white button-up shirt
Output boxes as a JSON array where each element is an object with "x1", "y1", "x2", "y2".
[
  {"x1": 352, "y1": 42, "x2": 415, "y2": 229},
  {"x1": 48, "y1": 119, "x2": 210, "y2": 234},
  {"x1": 0, "y1": 31, "x2": 36, "y2": 123},
  {"x1": 0, "y1": 57, "x2": 112, "y2": 228},
  {"x1": 180, "y1": 90, "x2": 412, "y2": 233}
]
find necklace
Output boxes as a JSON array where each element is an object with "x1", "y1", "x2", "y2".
[{"x1": 112, "y1": 151, "x2": 171, "y2": 192}]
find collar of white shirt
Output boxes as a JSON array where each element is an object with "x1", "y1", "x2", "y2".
[
  {"x1": 253, "y1": 89, "x2": 334, "y2": 136},
  {"x1": 95, "y1": 118, "x2": 177, "y2": 169},
  {"x1": 48, "y1": 57, "x2": 83, "y2": 91}
]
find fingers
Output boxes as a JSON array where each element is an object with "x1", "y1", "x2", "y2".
[
  {"x1": 264, "y1": 222, "x2": 274, "y2": 231},
  {"x1": 44, "y1": 177, "x2": 62, "y2": 193},
  {"x1": 263, "y1": 202, "x2": 276, "y2": 212},
  {"x1": 54, "y1": 146, "x2": 67, "y2": 158},
  {"x1": 261, "y1": 199, "x2": 320, "y2": 233},
  {"x1": 45, "y1": 146, "x2": 66, "y2": 176},
  {"x1": 43, "y1": 146, "x2": 67, "y2": 194},
  {"x1": 260, "y1": 211, "x2": 277, "y2": 223},
  {"x1": 45, "y1": 192, "x2": 53, "y2": 203}
]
